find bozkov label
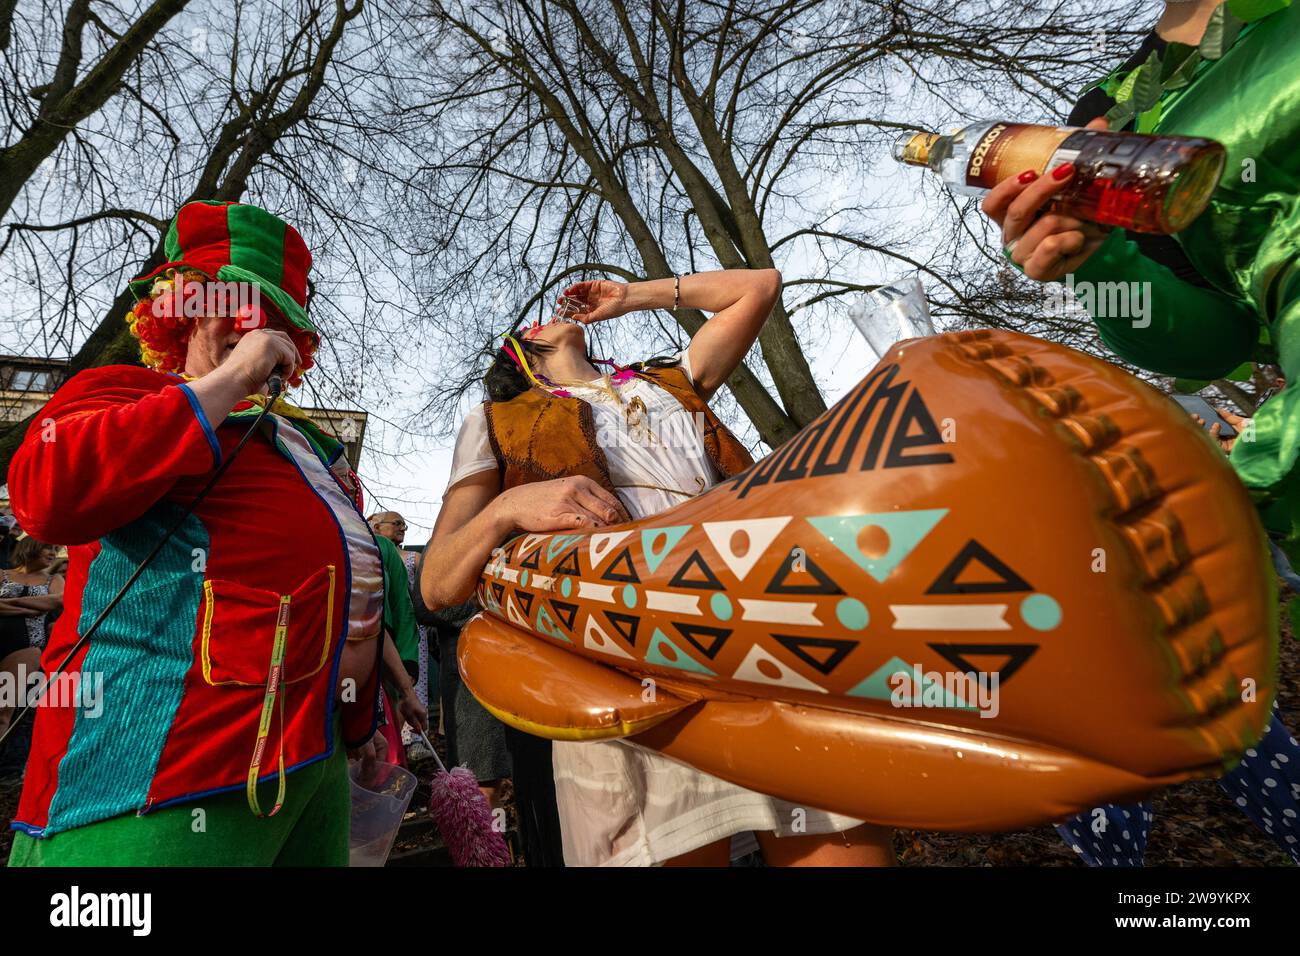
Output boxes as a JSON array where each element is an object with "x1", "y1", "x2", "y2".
[{"x1": 965, "y1": 122, "x2": 1075, "y2": 189}]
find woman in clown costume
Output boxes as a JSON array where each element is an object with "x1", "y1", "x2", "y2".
[
  {"x1": 980, "y1": 0, "x2": 1300, "y2": 864},
  {"x1": 7, "y1": 201, "x2": 394, "y2": 865}
]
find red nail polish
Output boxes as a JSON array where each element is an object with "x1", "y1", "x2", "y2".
[
  {"x1": 1052, "y1": 162, "x2": 1075, "y2": 181},
  {"x1": 1018, "y1": 170, "x2": 1038, "y2": 184}
]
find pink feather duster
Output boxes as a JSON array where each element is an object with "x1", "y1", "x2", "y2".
[{"x1": 416, "y1": 730, "x2": 511, "y2": 867}]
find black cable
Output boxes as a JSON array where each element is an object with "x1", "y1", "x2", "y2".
[{"x1": 0, "y1": 375, "x2": 285, "y2": 750}]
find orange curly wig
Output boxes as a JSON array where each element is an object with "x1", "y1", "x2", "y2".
[{"x1": 126, "y1": 268, "x2": 317, "y2": 386}]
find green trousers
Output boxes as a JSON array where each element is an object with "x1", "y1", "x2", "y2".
[{"x1": 8, "y1": 736, "x2": 350, "y2": 867}]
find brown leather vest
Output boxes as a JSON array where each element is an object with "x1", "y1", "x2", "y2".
[{"x1": 482, "y1": 364, "x2": 755, "y2": 497}]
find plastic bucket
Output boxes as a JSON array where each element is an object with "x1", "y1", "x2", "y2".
[{"x1": 348, "y1": 760, "x2": 417, "y2": 867}]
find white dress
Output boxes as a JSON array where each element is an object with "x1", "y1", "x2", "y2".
[{"x1": 445, "y1": 348, "x2": 863, "y2": 865}]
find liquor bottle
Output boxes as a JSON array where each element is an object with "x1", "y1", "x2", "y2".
[{"x1": 893, "y1": 121, "x2": 1226, "y2": 235}]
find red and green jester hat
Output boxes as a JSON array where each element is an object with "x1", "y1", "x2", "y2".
[{"x1": 8, "y1": 200, "x2": 386, "y2": 840}]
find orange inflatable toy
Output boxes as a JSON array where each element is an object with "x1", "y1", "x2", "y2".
[{"x1": 458, "y1": 329, "x2": 1277, "y2": 831}]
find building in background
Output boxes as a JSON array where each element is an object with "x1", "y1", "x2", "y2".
[{"x1": 0, "y1": 354, "x2": 367, "y2": 509}]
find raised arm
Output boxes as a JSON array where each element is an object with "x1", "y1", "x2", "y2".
[
  {"x1": 566, "y1": 268, "x2": 782, "y2": 402},
  {"x1": 10, "y1": 330, "x2": 301, "y2": 545}
]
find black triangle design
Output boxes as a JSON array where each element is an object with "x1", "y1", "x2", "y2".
[
  {"x1": 501, "y1": 540, "x2": 517, "y2": 563},
  {"x1": 603, "y1": 611, "x2": 641, "y2": 647},
  {"x1": 550, "y1": 600, "x2": 579, "y2": 631},
  {"x1": 490, "y1": 581, "x2": 505, "y2": 605},
  {"x1": 765, "y1": 548, "x2": 844, "y2": 595},
  {"x1": 672, "y1": 622, "x2": 732, "y2": 660},
  {"x1": 516, "y1": 591, "x2": 534, "y2": 617},
  {"x1": 928, "y1": 643, "x2": 1038, "y2": 684},
  {"x1": 553, "y1": 548, "x2": 581, "y2": 577},
  {"x1": 520, "y1": 545, "x2": 542, "y2": 570},
  {"x1": 668, "y1": 550, "x2": 724, "y2": 590},
  {"x1": 600, "y1": 546, "x2": 640, "y2": 583},
  {"x1": 771, "y1": 633, "x2": 857, "y2": 675},
  {"x1": 883, "y1": 389, "x2": 955, "y2": 469},
  {"x1": 926, "y1": 539, "x2": 1032, "y2": 594}
]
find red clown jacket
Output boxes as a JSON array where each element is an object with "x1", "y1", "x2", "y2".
[{"x1": 8, "y1": 365, "x2": 385, "y2": 838}]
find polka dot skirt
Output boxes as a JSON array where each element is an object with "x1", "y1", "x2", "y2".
[{"x1": 1057, "y1": 707, "x2": 1300, "y2": 866}]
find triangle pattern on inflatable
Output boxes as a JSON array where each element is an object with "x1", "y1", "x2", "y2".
[
  {"x1": 701, "y1": 516, "x2": 792, "y2": 581},
  {"x1": 590, "y1": 530, "x2": 634, "y2": 568},
  {"x1": 520, "y1": 542, "x2": 543, "y2": 570},
  {"x1": 547, "y1": 533, "x2": 585, "y2": 562},
  {"x1": 765, "y1": 548, "x2": 844, "y2": 595},
  {"x1": 928, "y1": 643, "x2": 1038, "y2": 683},
  {"x1": 585, "y1": 616, "x2": 634, "y2": 660},
  {"x1": 554, "y1": 547, "x2": 582, "y2": 577},
  {"x1": 806, "y1": 509, "x2": 948, "y2": 583},
  {"x1": 672, "y1": 622, "x2": 731, "y2": 660},
  {"x1": 846, "y1": 656, "x2": 971, "y2": 708},
  {"x1": 646, "y1": 628, "x2": 715, "y2": 676},
  {"x1": 603, "y1": 610, "x2": 641, "y2": 647},
  {"x1": 732, "y1": 644, "x2": 827, "y2": 693},
  {"x1": 642, "y1": 525, "x2": 691, "y2": 574},
  {"x1": 550, "y1": 600, "x2": 579, "y2": 631},
  {"x1": 926, "y1": 539, "x2": 1032, "y2": 594},
  {"x1": 599, "y1": 546, "x2": 640, "y2": 583},
  {"x1": 669, "y1": 550, "x2": 725, "y2": 590},
  {"x1": 535, "y1": 604, "x2": 570, "y2": 643},
  {"x1": 517, "y1": 533, "x2": 548, "y2": 561},
  {"x1": 505, "y1": 593, "x2": 529, "y2": 630},
  {"x1": 771, "y1": 633, "x2": 857, "y2": 675}
]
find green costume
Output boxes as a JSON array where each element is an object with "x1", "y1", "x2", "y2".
[
  {"x1": 1071, "y1": 1, "x2": 1300, "y2": 557},
  {"x1": 377, "y1": 535, "x2": 420, "y2": 669},
  {"x1": 9, "y1": 724, "x2": 349, "y2": 866}
]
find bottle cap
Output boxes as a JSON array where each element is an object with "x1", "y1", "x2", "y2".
[{"x1": 893, "y1": 130, "x2": 939, "y2": 166}]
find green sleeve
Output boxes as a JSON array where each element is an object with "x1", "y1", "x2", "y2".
[
  {"x1": 1068, "y1": 229, "x2": 1259, "y2": 380},
  {"x1": 378, "y1": 536, "x2": 420, "y2": 665}
]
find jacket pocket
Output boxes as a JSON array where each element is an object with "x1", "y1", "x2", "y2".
[{"x1": 200, "y1": 564, "x2": 336, "y2": 687}]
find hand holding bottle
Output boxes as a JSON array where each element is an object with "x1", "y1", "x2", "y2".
[
  {"x1": 897, "y1": 116, "x2": 1226, "y2": 269},
  {"x1": 982, "y1": 118, "x2": 1114, "y2": 282}
]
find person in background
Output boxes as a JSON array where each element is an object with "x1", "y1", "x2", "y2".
[
  {"x1": 0, "y1": 512, "x2": 19, "y2": 570},
  {"x1": 0, "y1": 535, "x2": 65, "y2": 783},
  {"x1": 368, "y1": 511, "x2": 426, "y2": 766},
  {"x1": 400, "y1": 547, "x2": 438, "y2": 760}
]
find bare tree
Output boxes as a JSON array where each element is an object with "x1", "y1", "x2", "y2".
[
  {"x1": 0, "y1": 0, "x2": 395, "y2": 478},
  {"x1": 400, "y1": 0, "x2": 1146, "y2": 450},
  {"x1": 0, "y1": 0, "x2": 191, "y2": 221}
]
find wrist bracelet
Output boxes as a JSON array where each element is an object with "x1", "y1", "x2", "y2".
[{"x1": 673, "y1": 274, "x2": 680, "y2": 311}]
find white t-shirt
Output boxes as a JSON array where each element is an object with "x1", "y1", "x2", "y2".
[{"x1": 445, "y1": 348, "x2": 722, "y2": 520}]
